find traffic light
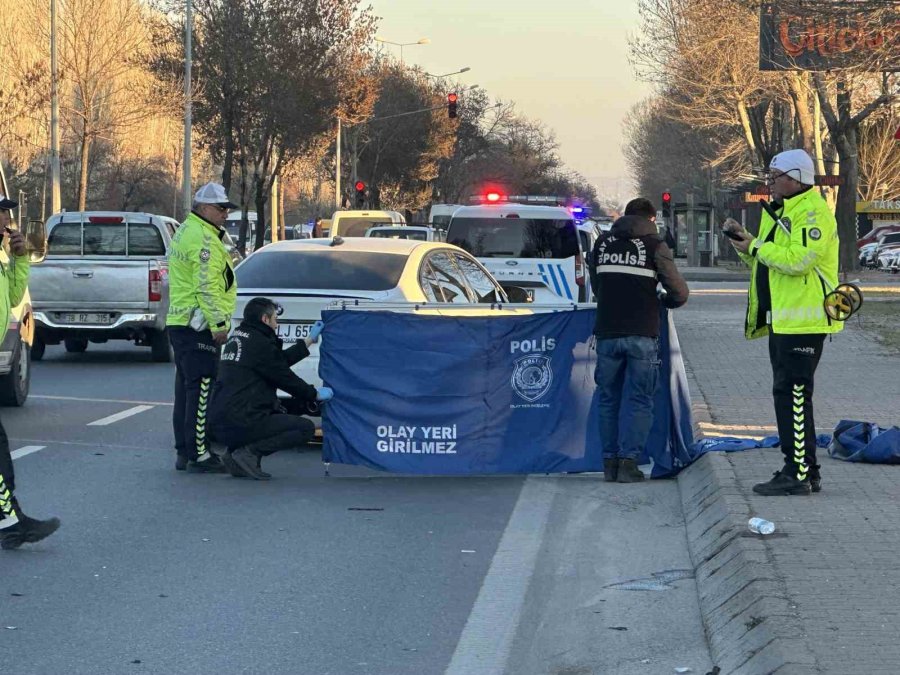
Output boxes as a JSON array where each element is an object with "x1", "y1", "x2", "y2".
[
  {"x1": 661, "y1": 191, "x2": 672, "y2": 218},
  {"x1": 355, "y1": 181, "x2": 366, "y2": 208},
  {"x1": 448, "y1": 93, "x2": 458, "y2": 119}
]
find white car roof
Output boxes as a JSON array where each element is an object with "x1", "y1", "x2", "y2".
[
  {"x1": 450, "y1": 204, "x2": 573, "y2": 220},
  {"x1": 255, "y1": 237, "x2": 447, "y2": 255}
]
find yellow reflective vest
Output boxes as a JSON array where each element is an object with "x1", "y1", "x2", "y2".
[{"x1": 738, "y1": 188, "x2": 843, "y2": 340}]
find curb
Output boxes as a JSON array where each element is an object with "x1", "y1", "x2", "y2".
[{"x1": 678, "y1": 360, "x2": 820, "y2": 674}]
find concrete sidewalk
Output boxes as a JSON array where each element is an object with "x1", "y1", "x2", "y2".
[{"x1": 674, "y1": 293, "x2": 900, "y2": 674}]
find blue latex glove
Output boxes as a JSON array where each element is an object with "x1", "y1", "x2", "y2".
[
  {"x1": 308, "y1": 320, "x2": 325, "y2": 342},
  {"x1": 316, "y1": 386, "x2": 334, "y2": 402}
]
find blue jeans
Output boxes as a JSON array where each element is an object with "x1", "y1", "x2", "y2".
[{"x1": 594, "y1": 336, "x2": 661, "y2": 461}]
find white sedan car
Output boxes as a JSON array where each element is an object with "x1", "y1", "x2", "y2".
[{"x1": 232, "y1": 237, "x2": 513, "y2": 414}]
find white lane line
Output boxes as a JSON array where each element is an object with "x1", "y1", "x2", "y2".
[
  {"x1": 445, "y1": 476, "x2": 556, "y2": 675},
  {"x1": 87, "y1": 405, "x2": 155, "y2": 427},
  {"x1": 32, "y1": 395, "x2": 174, "y2": 407},
  {"x1": 11, "y1": 445, "x2": 47, "y2": 460}
]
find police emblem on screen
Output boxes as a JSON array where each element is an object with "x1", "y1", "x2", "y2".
[{"x1": 512, "y1": 355, "x2": 553, "y2": 402}]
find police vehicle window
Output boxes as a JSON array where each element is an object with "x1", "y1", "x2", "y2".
[
  {"x1": 432, "y1": 215, "x2": 452, "y2": 229},
  {"x1": 424, "y1": 251, "x2": 473, "y2": 303},
  {"x1": 236, "y1": 250, "x2": 406, "y2": 291},
  {"x1": 453, "y1": 253, "x2": 500, "y2": 303},
  {"x1": 47, "y1": 223, "x2": 82, "y2": 255},
  {"x1": 127, "y1": 224, "x2": 166, "y2": 255},
  {"x1": 336, "y1": 218, "x2": 393, "y2": 237},
  {"x1": 419, "y1": 260, "x2": 443, "y2": 303},
  {"x1": 578, "y1": 231, "x2": 590, "y2": 256},
  {"x1": 448, "y1": 218, "x2": 579, "y2": 259}
]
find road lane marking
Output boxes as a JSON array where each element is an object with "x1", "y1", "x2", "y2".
[
  {"x1": 87, "y1": 405, "x2": 155, "y2": 426},
  {"x1": 32, "y1": 395, "x2": 174, "y2": 407},
  {"x1": 11, "y1": 446, "x2": 47, "y2": 460},
  {"x1": 446, "y1": 476, "x2": 556, "y2": 675}
]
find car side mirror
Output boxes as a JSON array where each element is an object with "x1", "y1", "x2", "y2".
[{"x1": 24, "y1": 220, "x2": 48, "y2": 264}]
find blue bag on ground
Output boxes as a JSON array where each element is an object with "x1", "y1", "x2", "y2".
[
  {"x1": 319, "y1": 307, "x2": 695, "y2": 477},
  {"x1": 829, "y1": 420, "x2": 900, "y2": 464}
]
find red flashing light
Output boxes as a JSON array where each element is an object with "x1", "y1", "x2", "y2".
[
  {"x1": 486, "y1": 192, "x2": 502, "y2": 202},
  {"x1": 354, "y1": 181, "x2": 366, "y2": 192}
]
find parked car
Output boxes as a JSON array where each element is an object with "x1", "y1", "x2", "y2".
[
  {"x1": 365, "y1": 225, "x2": 440, "y2": 241},
  {"x1": 30, "y1": 212, "x2": 176, "y2": 362},
  {"x1": 859, "y1": 242, "x2": 879, "y2": 268},
  {"x1": 327, "y1": 210, "x2": 405, "y2": 238},
  {"x1": 232, "y1": 237, "x2": 520, "y2": 422}
]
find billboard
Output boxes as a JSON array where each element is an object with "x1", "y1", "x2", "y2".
[{"x1": 760, "y1": 1, "x2": 900, "y2": 71}]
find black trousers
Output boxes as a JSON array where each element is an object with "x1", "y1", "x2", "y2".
[
  {"x1": 170, "y1": 327, "x2": 219, "y2": 462},
  {"x1": 212, "y1": 413, "x2": 315, "y2": 456},
  {"x1": 768, "y1": 333, "x2": 826, "y2": 480},
  {"x1": 0, "y1": 413, "x2": 21, "y2": 527}
]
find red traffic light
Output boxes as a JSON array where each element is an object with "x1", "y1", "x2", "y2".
[
  {"x1": 662, "y1": 191, "x2": 672, "y2": 204},
  {"x1": 355, "y1": 181, "x2": 365, "y2": 192},
  {"x1": 448, "y1": 93, "x2": 458, "y2": 103}
]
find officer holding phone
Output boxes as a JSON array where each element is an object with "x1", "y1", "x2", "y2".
[{"x1": 0, "y1": 195, "x2": 61, "y2": 550}]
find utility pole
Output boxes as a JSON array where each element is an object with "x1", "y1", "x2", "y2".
[
  {"x1": 49, "y1": 0, "x2": 61, "y2": 214},
  {"x1": 182, "y1": 0, "x2": 193, "y2": 217},
  {"x1": 335, "y1": 117, "x2": 342, "y2": 209}
]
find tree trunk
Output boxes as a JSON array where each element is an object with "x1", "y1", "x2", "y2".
[
  {"x1": 253, "y1": 173, "x2": 267, "y2": 252},
  {"x1": 237, "y1": 154, "x2": 249, "y2": 254},
  {"x1": 787, "y1": 73, "x2": 815, "y2": 155},
  {"x1": 78, "y1": 130, "x2": 91, "y2": 211},
  {"x1": 834, "y1": 130, "x2": 860, "y2": 275},
  {"x1": 222, "y1": 115, "x2": 234, "y2": 192}
]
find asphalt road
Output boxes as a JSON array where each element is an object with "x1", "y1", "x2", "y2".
[{"x1": 1, "y1": 334, "x2": 714, "y2": 674}]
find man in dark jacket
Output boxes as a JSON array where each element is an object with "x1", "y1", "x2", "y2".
[
  {"x1": 591, "y1": 198, "x2": 689, "y2": 483},
  {"x1": 209, "y1": 297, "x2": 333, "y2": 480}
]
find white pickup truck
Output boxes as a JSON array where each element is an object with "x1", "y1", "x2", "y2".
[{"x1": 29, "y1": 212, "x2": 178, "y2": 362}]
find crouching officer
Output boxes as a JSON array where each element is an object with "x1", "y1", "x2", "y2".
[{"x1": 209, "y1": 297, "x2": 334, "y2": 480}]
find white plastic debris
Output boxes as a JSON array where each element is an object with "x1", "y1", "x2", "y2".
[{"x1": 674, "y1": 668, "x2": 693, "y2": 674}]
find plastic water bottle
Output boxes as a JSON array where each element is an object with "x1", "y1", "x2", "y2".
[{"x1": 748, "y1": 517, "x2": 775, "y2": 535}]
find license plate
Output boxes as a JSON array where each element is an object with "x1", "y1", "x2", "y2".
[
  {"x1": 276, "y1": 322, "x2": 314, "y2": 343},
  {"x1": 62, "y1": 313, "x2": 110, "y2": 324}
]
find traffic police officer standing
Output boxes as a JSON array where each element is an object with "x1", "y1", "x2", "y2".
[
  {"x1": 167, "y1": 183, "x2": 237, "y2": 472},
  {"x1": 0, "y1": 194, "x2": 60, "y2": 549},
  {"x1": 728, "y1": 149, "x2": 842, "y2": 496}
]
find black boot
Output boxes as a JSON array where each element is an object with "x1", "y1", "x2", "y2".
[
  {"x1": 230, "y1": 446, "x2": 270, "y2": 480},
  {"x1": 603, "y1": 459, "x2": 618, "y2": 482},
  {"x1": 617, "y1": 458, "x2": 645, "y2": 483},
  {"x1": 809, "y1": 464, "x2": 822, "y2": 493},
  {"x1": 175, "y1": 454, "x2": 189, "y2": 471},
  {"x1": 187, "y1": 453, "x2": 227, "y2": 473},
  {"x1": 221, "y1": 449, "x2": 249, "y2": 478},
  {"x1": 1, "y1": 514, "x2": 61, "y2": 550},
  {"x1": 752, "y1": 469, "x2": 811, "y2": 496}
]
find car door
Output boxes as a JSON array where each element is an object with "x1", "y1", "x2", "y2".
[
  {"x1": 451, "y1": 251, "x2": 506, "y2": 303},
  {"x1": 418, "y1": 251, "x2": 475, "y2": 304}
]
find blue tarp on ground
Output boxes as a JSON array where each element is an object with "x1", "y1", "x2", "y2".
[
  {"x1": 319, "y1": 307, "x2": 695, "y2": 478},
  {"x1": 828, "y1": 420, "x2": 900, "y2": 464},
  {"x1": 693, "y1": 434, "x2": 832, "y2": 454}
]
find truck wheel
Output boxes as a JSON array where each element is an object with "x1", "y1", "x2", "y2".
[
  {"x1": 0, "y1": 332, "x2": 31, "y2": 406},
  {"x1": 31, "y1": 335, "x2": 46, "y2": 361},
  {"x1": 65, "y1": 338, "x2": 89, "y2": 353},
  {"x1": 150, "y1": 329, "x2": 173, "y2": 363}
]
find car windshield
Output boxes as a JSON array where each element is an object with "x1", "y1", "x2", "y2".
[
  {"x1": 879, "y1": 233, "x2": 900, "y2": 245},
  {"x1": 336, "y1": 218, "x2": 394, "y2": 237},
  {"x1": 235, "y1": 249, "x2": 407, "y2": 291},
  {"x1": 447, "y1": 218, "x2": 579, "y2": 259},
  {"x1": 47, "y1": 221, "x2": 165, "y2": 256}
]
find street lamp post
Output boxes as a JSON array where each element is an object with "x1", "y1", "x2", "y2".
[
  {"x1": 50, "y1": 0, "x2": 61, "y2": 214},
  {"x1": 182, "y1": 0, "x2": 192, "y2": 217},
  {"x1": 374, "y1": 36, "x2": 430, "y2": 64},
  {"x1": 424, "y1": 67, "x2": 471, "y2": 79}
]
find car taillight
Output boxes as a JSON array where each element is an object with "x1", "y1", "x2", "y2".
[
  {"x1": 149, "y1": 269, "x2": 162, "y2": 302},
  {"x1": 575, "y1": 255, "x2": 585, "y2": 286}
]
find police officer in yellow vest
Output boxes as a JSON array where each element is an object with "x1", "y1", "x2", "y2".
[
  {"x1": 167, "y1": 182, "x2": 237, "y2": 473},
  {"x1": 728, "y1": 149, "x2": 841, "y2": 496},
  {"x1": 0, "y1": 195, "x2": 60, "y2": 549}
]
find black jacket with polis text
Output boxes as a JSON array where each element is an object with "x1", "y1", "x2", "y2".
[
  {"x1": 590, "y1": 215, "x2": 689, "y2": 339},
  {"x1": 210, "y1": 318, "x2": 317, "y2": 429}
]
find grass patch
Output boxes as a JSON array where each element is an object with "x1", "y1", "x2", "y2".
[{"x1": 858, "y1": 300, "x2": 900, "y2": 349}]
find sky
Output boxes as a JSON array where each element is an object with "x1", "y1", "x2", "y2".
[{"x1": 369, "y1": 0, "x2": 652, "y2": 201}]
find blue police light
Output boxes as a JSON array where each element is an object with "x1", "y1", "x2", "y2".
[{"x1": 570, "y1": 207, "x2": 584, "y2": 214}]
